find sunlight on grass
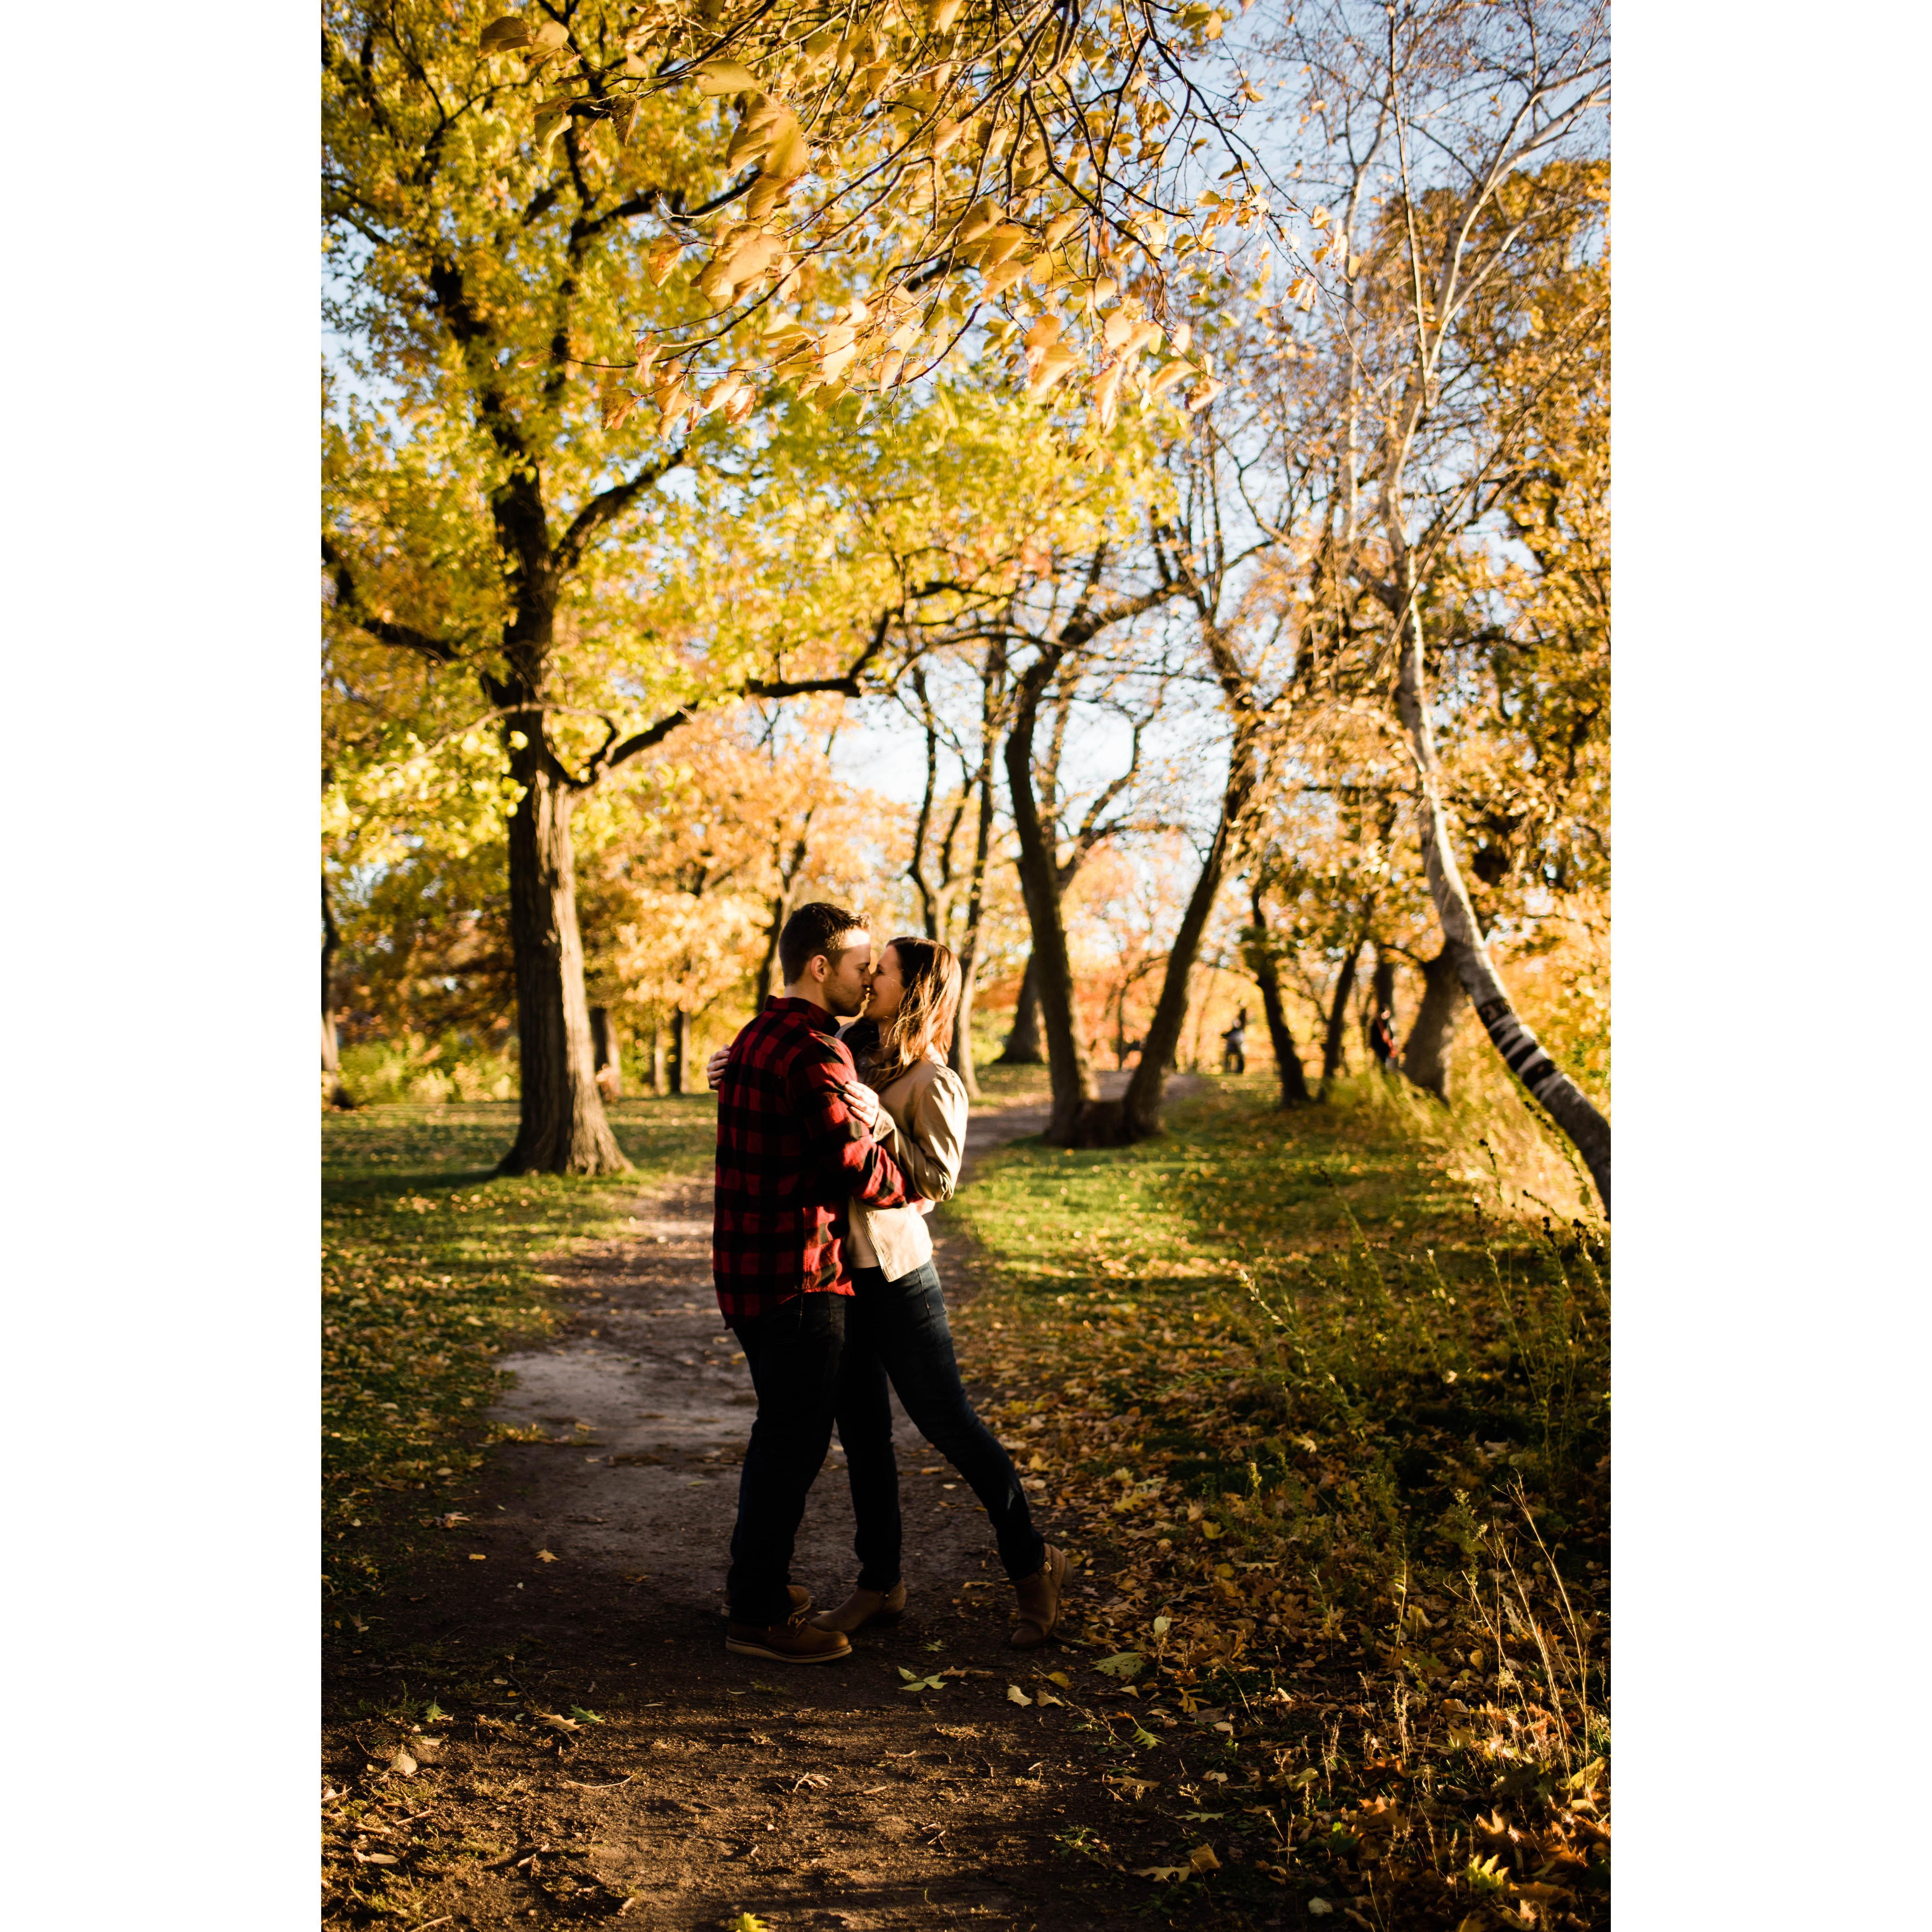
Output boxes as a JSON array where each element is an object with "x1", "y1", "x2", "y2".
[{"x1": 321, "y1": 1098, "x2": 715, "y2": 1597}]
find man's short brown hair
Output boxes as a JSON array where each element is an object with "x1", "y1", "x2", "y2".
[{"x1": 779, "y1": 902, "x2": 866, "y2": 986}]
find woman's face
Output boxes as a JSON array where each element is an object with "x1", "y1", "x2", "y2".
[{"x1": 867, "y1": 943, "x2": 906, "y2": 1022}]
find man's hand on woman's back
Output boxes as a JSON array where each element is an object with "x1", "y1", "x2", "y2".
[{"x1": 706, "y1": 1046, "x2": 730, "y2": 1091}]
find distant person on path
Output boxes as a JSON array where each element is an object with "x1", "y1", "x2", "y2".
[
  {"x1": 710, "y1": 939, "x2": 1066, "y2": 1651},
  {"x1": 1368, "y1": 1004, "x2": 1397, "y2": 1073},
  {"x1": 1221, "y1": 1007, "x2": 1249, "y2": 1076},
  {"x1": 710, "y1": 903, "x2": 908, "y2": 1665}
]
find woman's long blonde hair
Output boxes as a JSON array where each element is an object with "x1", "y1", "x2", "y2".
[{"x1": 873, "y1": 936, "x2": 963, "y2": 1084}]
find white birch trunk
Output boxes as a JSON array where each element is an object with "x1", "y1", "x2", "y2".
[{"x1": 1393, "y1": 592, "x2": 1611, "y2": 1213}]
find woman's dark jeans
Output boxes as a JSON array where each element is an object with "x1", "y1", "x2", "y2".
[{"x1": 835, "y1": 1260, "x2": 1045, "y2": 1589}]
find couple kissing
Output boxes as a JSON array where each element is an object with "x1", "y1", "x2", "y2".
[{"x1": 708, "y1": 901, "x2": 1067, "y2": 1665}]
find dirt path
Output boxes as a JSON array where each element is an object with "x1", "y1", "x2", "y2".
[{"x1": 325, "y1": 1078, "x2": 1240, "y2": 1931}]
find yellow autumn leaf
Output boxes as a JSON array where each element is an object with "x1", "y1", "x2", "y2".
[
  {"x1": 955, "y1": 198, "x2": 1000, "y2": 243},
  {"x1": 478, "y1": 17, "x2": 528, "y2": 53},
  {"x1": 765, "y1": 117, "x2": 810, "y2": 180},
  {"x1": 1026, "y1": 342, "x2": 1081, "y2": 401},
  {"x1": 646, "y1": 236, "x2": 683, "y2": 286},
  {"x1": 693, "y1": 58, "x2": 758, "y2": 95},
  {"x1": 1189, "y1": 1843, "x2": 1222, "y2": 1872}
]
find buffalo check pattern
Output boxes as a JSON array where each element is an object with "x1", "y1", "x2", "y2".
[{"x1": 712, "y1": 996, "x2": 908, "y2": 1322}]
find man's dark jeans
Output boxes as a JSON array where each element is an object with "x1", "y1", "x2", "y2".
[
  {"x1": 725, "y1": 1291, "x2": 847, "y2": 1626},
  {"x1": 835, "y1": 1260, "x2": 1045, "y2": 1589}
]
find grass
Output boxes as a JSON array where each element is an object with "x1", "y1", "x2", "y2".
[
  {"x1": 939, "y1": 1068, "x2": 1610, "y2": 1926},
  {"x1": 321, "y1": 1096, "x2": 715, "y2": 1600}
]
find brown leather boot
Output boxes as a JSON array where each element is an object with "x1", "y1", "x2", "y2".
[
  {"x1": 1008, "y1": 1545, "x2": 1067, "y2": 1650},
  {"x1": 810, "y1": 1580, "x2": 907, "y2": 1634},
  {"x1": 726, "y1": 1603, "x2": 852, "y2": 1664}
]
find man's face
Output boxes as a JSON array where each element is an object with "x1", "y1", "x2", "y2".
[{"x1": 821, "y1": 933, "x2": 873, "y2": 1018}]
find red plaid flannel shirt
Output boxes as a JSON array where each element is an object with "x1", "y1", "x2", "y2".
[{"x1": 712, "y1": 996, "x2": 908, "y2": 1322}]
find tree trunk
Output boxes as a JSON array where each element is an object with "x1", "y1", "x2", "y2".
[
  {"x1": 948, "y1": 746, "x2": 995, "y2": 1098},
  {"x1": 1319, "y1": 937, "x2": 1365, "y2": 1096},
  {"x1": 997, "y1": 953, "x2": 1045, "y2": 1063},
  {"x1": 1004, "y1": 651, "x2": 1099, "y2": 1139},
  {"x1": 497, "y1": 754, "x2": 629, "y2": 1175},
  {"x1": 1111, "y1": 800, "x2": 1237, "y2": 1137},
  {"x1": 1393, "y1": 581, "x2": 1610, "y2": 1211},
  {"x1": 1401, "y1": 944, "x2": 1465, "y2": 1101},
  {"x1": 669, "y1": 1008, "x2": 690, "y2": 1097},
  {"x1": 590, "y1": 1006, "x2": 623, "y2": 1099},
  {"x1": 1245, "y1": 886, "x2": 1312, "y2": 1108},
  {"x1": 650, "y1": 1019, "x2": 668, "y2": 1096},
  {"x1": 1079, "y1": 602, "x2": 1266, "y2": 1145},
  {"x1": 756, "y1": 900, "x2": 786, "y2": 1007}
]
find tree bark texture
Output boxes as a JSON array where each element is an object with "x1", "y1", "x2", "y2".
[
  {"x1": 1401, "y1": 943, "x2": 1465, "y2": 1101},
  {"x1": 1245, "y1": 888, "x2": 1312, "y2": 1108},
  {"x1": 1393, "y1": 593, "x2": 1610, "y2": 1211},
  {"x1": 1003, "y1": 649, "x2": 1099, "y2": 1140},
  {"x1": 497, "y1": 753, "x2": 629, "y2": 1174},
  {"x1": 650, "y1": 1020, "x2": 668, "y2": 1096}
]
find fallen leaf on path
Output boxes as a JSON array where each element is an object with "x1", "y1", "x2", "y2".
[
  {"x1": 1007, "y1": 1684, "x2": 1034, "y2": 1706},
  {"x1": 1136, "y1": 1864, "x2": 1189, "y2": 1882},
  {"x1": 1094, "y1": 1651, "x2": 1145, "y2": 1678},
  {"x1": 537, "y1": 1549, "x2": 559, "y2": 1562},
  {"x1": 1189, "y1": 1843, "x2": 1222, "y2": 1872}
]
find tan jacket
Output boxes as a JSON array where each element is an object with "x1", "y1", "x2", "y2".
[{"x1": 847, "y1": 1055, "x2": 969, "y2": 1281}]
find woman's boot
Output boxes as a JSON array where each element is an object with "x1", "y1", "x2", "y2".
[
  {"x1": 1008, "y1": 1545, "x2": 1067, "y2": 1649},
  {"x1": 810, "y1": 1580, "x2": 908, "y2": 1634}
]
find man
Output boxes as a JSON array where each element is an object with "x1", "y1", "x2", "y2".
[{"x1": 712, "y1": 902, "x2": 908, "y2": 1664}]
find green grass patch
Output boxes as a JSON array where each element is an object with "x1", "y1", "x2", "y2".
[
  {"x1": 940, "y1": 1072, "x2": 1610, "y2": 1917},
  {"x1": 322, "y1": 1097, "x2": 714, "y2": 1598}
]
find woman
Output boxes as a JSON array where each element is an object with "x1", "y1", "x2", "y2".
[
  {"x1": 820, "y1": 936, "x2": 1065, "y2": 1649},
  {"x1": 709, "y1": 938, "x2": 1066, "y2": 1649}
]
